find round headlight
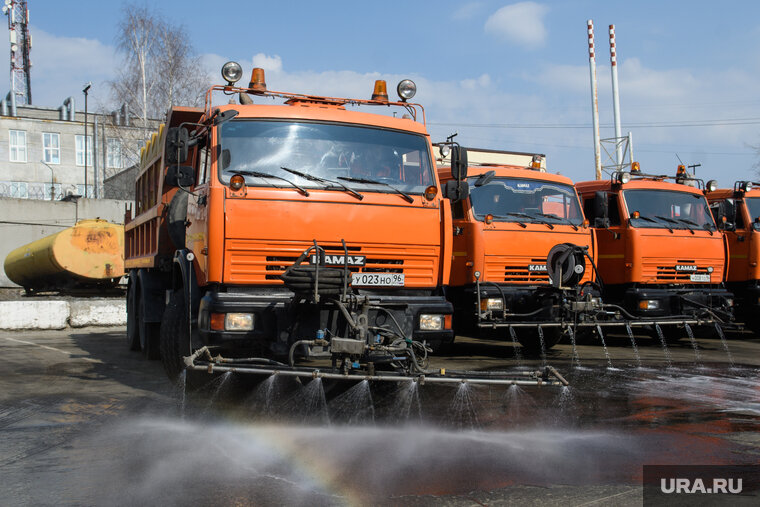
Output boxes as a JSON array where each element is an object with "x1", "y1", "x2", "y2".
[
  {"x1": 618, "y1": 171, "x2": 631, "y2": 184},
  {"x1": 221, "y1": 61, "x2": 243, "y2": 84},
  {"x1": 230, "y1": 174, "x2": 245, "y2": 191},
  {"x1": 397, "y1": 79, "x2": 417, "y2": 101},
  {"x1": 439, "y1": 144, "x2": 451, "y2": 158},
  {"x1": 706, "y1": 179, "x2": 718, "y2": 192},
  {"x1": 745, "y1": 182, "x2": 753, "y2": 192}
]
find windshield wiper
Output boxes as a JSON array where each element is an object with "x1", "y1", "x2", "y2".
[
  {"x1": 280, "y1": 166, "x2": 364, "y2": 200},
  {"x1": 636, "y1": 214, "x2": 672, "y2": 232},
  {"x1": 538, "y1": 212, "x2": 584, "y2": 230},
  {"x1": 671, "y1": 217, "x2": 699, "y2": 234},
  {"x1": 236, "y1": 170, "x2": 309, "y2": 196},
  {"x1": 506, "y1": 211, "x2": 554, "y2": 229},
  {"x1": 338, "y1": 176, "x2": 414, "y2": 203}
]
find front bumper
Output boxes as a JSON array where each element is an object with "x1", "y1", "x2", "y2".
[{"x1": 197, "y1": 287, "x2": 453, "y2": 351}]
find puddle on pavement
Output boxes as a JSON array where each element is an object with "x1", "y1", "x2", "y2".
[{"x1": 71, "y1": 362, "x2": 760, "y2": 505}]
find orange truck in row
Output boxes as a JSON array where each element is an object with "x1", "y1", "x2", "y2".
[
  {"x1": 438, "y1": 148, "x2": 601, "y2": 351},
  {"x1": 706, "y1": 181, "x2": 760, "y2": 333},
  {"x1": 576, "y1": 165, "x2": 735, "y2": 340},
  {"x1": 124, "y1": 63, "x2": 466, "y2": 381}
]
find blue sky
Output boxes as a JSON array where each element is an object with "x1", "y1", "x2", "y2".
[{"x1": 9, "y1": 0, "x2": 760, "y2": 185}]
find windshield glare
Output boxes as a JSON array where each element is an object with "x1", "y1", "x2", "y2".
[
  {"x1": 623, "y1": 189, "x2": 716, "y2": 229},
  {"x1": 218, "y1": 120, "x2": 434, "y2": 193},
  {"x1": 468, "y1": 177, "x2": 584, "y2": 225}
]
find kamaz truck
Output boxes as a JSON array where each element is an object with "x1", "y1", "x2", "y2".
[
  {"x1": 439, "y1": 148, "x2": 600, "y2": 352},
  {"x1": 124, "y1": 63, "x2": 461, "y2": 382},
  {"x1": 706, "y1": 180, "x2": 760, "y2": 333},
  {"x1": 576, "y1": 164, "x2": 734, "y2": 340}
]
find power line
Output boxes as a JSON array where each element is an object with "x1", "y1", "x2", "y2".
[{"x1": 429, "y1": 117, "x2": 760, "y2": 129}]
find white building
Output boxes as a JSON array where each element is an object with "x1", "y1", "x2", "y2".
[{"x1": 0, "y1": 100, "x2": 160, "y2": 200}]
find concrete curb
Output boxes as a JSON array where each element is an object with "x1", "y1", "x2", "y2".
[{"x1": 0, "y1": 299, "x2": 126, "y2": 330}]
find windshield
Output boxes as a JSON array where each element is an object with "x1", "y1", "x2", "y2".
[
  {"x1": 218, "y1": 120, "x2": 434, "y2": 194},
  {"x1": 623, "y1": 189, "x2": 716, "y2": 230},
  {"x1": 745, "y1": 198, "x2": 760, "y2": 223},
  {"x1": 468, "y1": 177, "x2": 584, "y2": 226}
]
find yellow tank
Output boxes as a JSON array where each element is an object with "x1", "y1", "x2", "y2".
[{"x1": 4, "y1": 219, "x2": 125, "y2": 291}]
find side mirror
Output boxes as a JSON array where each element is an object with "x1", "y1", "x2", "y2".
[
  {"x1": 165, "y1": 127, "x2": 189, "y2": 165},
  {"x1": 213, "y1": 109, "x2": 239, "y2": 126},
  {"x1": 594, "y1": 217, "x2": 611, "y2": 228},
  {"x1": 165, "y1": 165, "x2": 194, "y2": 187},
  {"x1": 450, "y1": 145, "x2": 468, "y2": 180},
  {"x1": 593, "y1": 191, "x2": 609, "y2": 222},
  {"x1": 473, "y1": 170, "x2": 495, "y2": 187},
  {"x1": 443, "y1": 179, "x2": 469, "y2": 202}
]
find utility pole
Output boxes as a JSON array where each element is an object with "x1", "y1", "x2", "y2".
[
  {"x1": 83, "y1": 82, "x2": 91, "y2": 197},
  {"x1": 587, "y1": 20, "x2": 602, "y2": 180}
]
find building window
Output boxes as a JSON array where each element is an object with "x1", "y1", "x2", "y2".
[
  {"x1": 76, "y1": 184, "x2": 94, "y2": 198},
  {"x1": 107, "y1": 138, "x2": 122, "y2": 169},
  {"x1": 9, "y1": 130, "x2": 27, "y2": 162},
  {"x1": 75, "y1": 135, "x2": 93, "y2": 166},
  {"x1": 43, "y1": 132, "x2": 60, "y2": 164}
]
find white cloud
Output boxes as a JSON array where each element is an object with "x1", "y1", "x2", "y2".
[
  {"x1": 460, "y1": 74, "x2": 492, "y2": 90},
  {"x1": 485, "y1": 2, "x2": 549, "y2": 48},
  {"x1": 0, "y1": 26, "x2": 118, "y2": 110},
  {"x1": 252, "y1": 53, "x2": 283, "y2": 73},
  {"x1": 452, "y1": 2, "x2": 485, "y2": 20}
]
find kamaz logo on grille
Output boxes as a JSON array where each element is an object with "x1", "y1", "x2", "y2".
[
  {"x1": 310, "y1": 255, "x2": 366, "y2": 266},
  {"x1": 528, "y1": 264, "x2": 547, "y2": 272},
  {"x1": 675, "y1": 265, "x2": 698, "y2": 271}
]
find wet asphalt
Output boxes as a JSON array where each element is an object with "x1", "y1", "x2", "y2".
[{"x1": 1, "y1": 326, "x2": 758, "y2": 506}]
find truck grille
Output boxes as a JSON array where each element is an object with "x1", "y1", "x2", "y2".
[
  {"x1": 486, "y1": 257, "x2": 551, "y2": 284},
  {"x1": 643, "y1": 258, "x2": 717, "y2": 283},
  {"x1": 226, "y1": 240, "x2": 436, "y2": 286}
]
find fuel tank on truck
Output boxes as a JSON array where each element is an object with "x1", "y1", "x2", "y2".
[{"x1": 4, "y1": 219, "x2": 125, "y2": 292}]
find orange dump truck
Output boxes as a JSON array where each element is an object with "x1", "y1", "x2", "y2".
[
  {"x1": 439, "y1": 149, "x2": 601, "y2": 351},
  {"x1": 124, "y1": 63, "x2": 459, "y2": 380},
  {"x1": 706, "y1": 180, "x2": 760, "y2": 333},
  {"x1": 576, "y1": 165, "x2": 734, "y2": 339}
]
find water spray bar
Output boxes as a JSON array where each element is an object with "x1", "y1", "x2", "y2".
[
  {"x1": 184, "y1": 363, "x2": 568, "y2": 387},
  {"x1": 183, "y1": 347, "x2": 568, "y2": 386},
  {"x1": 478, "y1": 318, "x2": 719, "y2": 329}
]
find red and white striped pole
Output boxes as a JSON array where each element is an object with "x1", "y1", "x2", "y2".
[
  {"x1": 588, "y1": 20, "x2": 602, "y2": 180},
  {"x1": 609, "y1": 24, "x2": 623, "y2": 166}
]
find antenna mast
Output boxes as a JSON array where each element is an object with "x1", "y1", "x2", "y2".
[{"x1": 3, "y1": 0, "x2": 31, "y2": 106}]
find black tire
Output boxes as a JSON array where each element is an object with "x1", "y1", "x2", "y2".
[
  {"x1": 516, "y1": 327, "x2": 562, "y2": 354},
  {"x1": 160, "y1": 290, "x2": 192, "y2": 383},
  {"x1": 126, "y1": 275, "x2": 141, "y2": 351},
  {"x1": 138, "y1": 290, "x2": 160, "y2": 360}
]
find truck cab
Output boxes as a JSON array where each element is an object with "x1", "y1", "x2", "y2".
[
  {"x1": 706, "y1": 180, "x2": 760, "y2": 332},
  {"x1": 576, "y1": 166, "x2": 734, "y2": 338},
  {"x1": 124, "y1": 65, "x2": 456, "y2": 380},
  {"x1": 439, "y1": 149, "x2": 598, "y2": 351}
]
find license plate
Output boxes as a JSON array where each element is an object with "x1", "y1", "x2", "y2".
[
  {"x1": 351, "y1": 273, "x2": 404, "y2": 287},
  {"x1": 690, "y1": 273, "x2": 710, "y2": 282}
]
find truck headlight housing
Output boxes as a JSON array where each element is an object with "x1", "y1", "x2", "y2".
[
  {"x1": 419, "y1": 314, "x2": 444, "y2": 330},
  {"x1": 480, "y1": 298, "x2": 504, "y2": 312},
  {"x1": 225, "y1": 312, "x2": 254, "y2": 331},
  {"x1": 397, "y1": 79, "x2": 416, "y2": 101},
  {"x1": 638, "y1": 299, "x2": 661, "y2": 310},
  {"x1": 221, "y1": 61, "x2": 243, "y2": 84}
]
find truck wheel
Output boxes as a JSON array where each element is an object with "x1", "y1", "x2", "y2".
[
  {"x1": 138, "y1": 292, "x2": 161, "y2": 360},
  {"x1": 516, "y1": 328, "x2": 562, "y2": 354},
  {"x1": 126, "y1": 276, "x2": 141, "y2": 351},
  {"x1": 160, "y1": 290, "x2": 191, "y2": 383}
]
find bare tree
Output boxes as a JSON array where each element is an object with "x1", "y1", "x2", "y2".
[{"x1": 110, "y1": 2, "x2": 210, "y2": 137}]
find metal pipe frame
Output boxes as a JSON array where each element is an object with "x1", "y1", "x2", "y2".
[{"x1": 186, "y1": 363, "x2": 567, "y2": 387}]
